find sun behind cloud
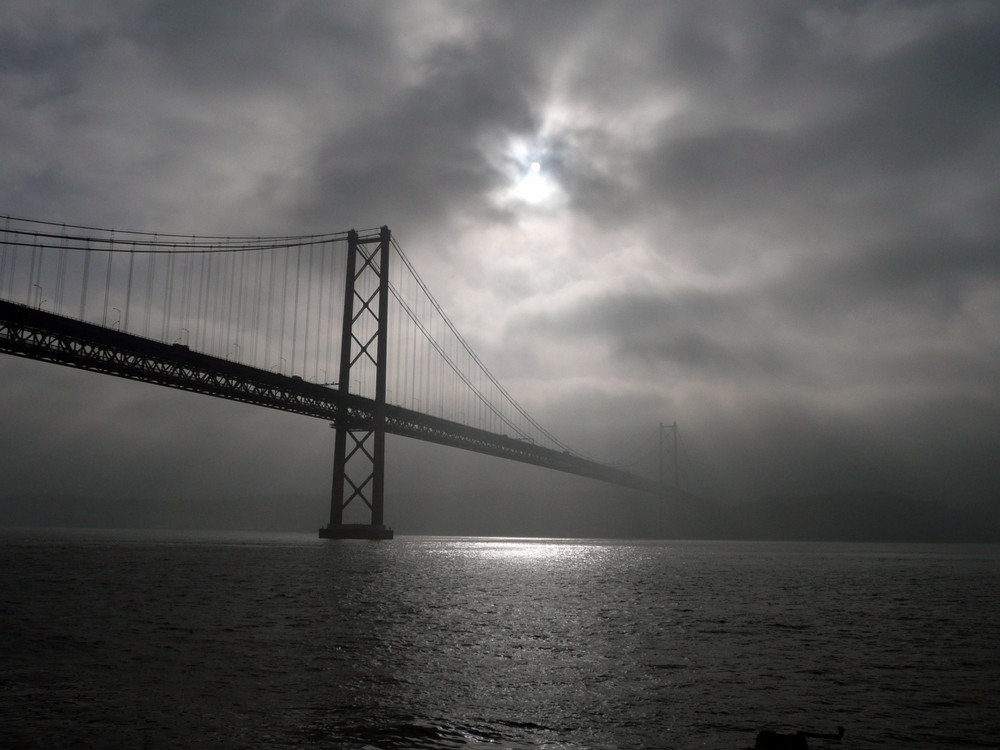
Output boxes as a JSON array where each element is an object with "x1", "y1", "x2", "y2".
[
  {"x1": 512, "y1": 160, "x2": 558, "y2": 205},
  {"x1": 494, "y1": 138, "x2": 566, "y2": 210}
]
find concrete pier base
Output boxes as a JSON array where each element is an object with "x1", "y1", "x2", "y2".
[{"x1": 318, "y1": 524, "x2": 394, "y2": 540}]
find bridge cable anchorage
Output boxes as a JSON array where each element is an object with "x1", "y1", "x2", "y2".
[{"x1": 0, "y1": 215, "x2": 671, "y2": 539}]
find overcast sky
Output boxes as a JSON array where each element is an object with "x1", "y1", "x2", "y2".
[{"x1": 2, "y1": 1, "x2": 998, "y2": 530}]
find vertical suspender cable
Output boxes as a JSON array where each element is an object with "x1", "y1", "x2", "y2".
[
  {"x1": 194, "y1": 253, "x2": 207, "y2": 351},
  {"x1": 80, "y1": 238, "x2": 91, "y2": 321},
  {"x1": 253, "y1": 247, "x2": 264, "y2": 368},
  {"x1": 180, "y1": 248, "x2": 191, "y2": 344},
  {"x1": 143, "y1": 250, "x2": 155, "y2": 338},
  {"x1": 203, "y1": 252, "x2": 214, "y2": 352},
  {"x1": 264, "y1": 248, "x2": 274, "y2": 370},
  {"x1": 291, "y1": 245, "x2": 302, "y2": 378},
  {"x1": 33, "y1": 238, "x2": 44, "y2": 308},
  {"x1": 236, "y1": 248, "x2": 246, "y2": 361},
  {"x1": 26, "y1": 233, "x2": 37, "y2": 305},
  {"x1": 304, "y1": 241, "x2": 314, "y2": 379},
  {"x1": 0, "y1": 218, "x2": 9, "y2": 300},
  {"x1": 224, "y1": 241, "x2": 235, "y2": 357},
  {"x1": 124, "y1": 242, "x2": 135, "y2": 333},
  {"x1": 103, "y1": 235, "x2": 113, "y2": 326},
  {"x1": 318, "y1": 240, "x2": 328, "y2": 383},
  {"x1": 55, "y1": 226, "x2": 67, "y2": 313},
  {"x1": 279, "y1": 246, "x2": 289, "y2": 374},
  {"x1": 163, "y1": 244, "x2": 174, "y2": 342}
]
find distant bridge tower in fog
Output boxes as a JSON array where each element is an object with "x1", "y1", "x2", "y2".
[
  {"x1": 660, "y1": 421, "x2": 679, "y2": 489},
  {"x1": 0, "y1": 215, "x2": 682, "y2": 538}
]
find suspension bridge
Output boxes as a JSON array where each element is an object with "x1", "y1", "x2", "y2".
[{"x1": 0, "y1": 216, "x2": 677, "y2": 538}]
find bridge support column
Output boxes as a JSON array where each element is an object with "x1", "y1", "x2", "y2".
[{"x1": 320, "y1": 226, "x2": 394, "y2": 540}]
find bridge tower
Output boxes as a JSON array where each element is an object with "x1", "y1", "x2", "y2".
[{"x1": 319, "y1": 226, "x2": 394, "y2": 540}]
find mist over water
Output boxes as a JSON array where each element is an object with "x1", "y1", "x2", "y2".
[{"x1": 2, "y1": 529, "x2": 997, "y2": 749}]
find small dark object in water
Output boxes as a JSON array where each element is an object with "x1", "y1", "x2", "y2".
[{"x1": 754, "y1": 726, "x2": 845, "y2": 750}]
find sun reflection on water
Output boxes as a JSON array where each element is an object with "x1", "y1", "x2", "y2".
[{"x1": 449, "y1": 537, "x2": 603, "y2": 564}]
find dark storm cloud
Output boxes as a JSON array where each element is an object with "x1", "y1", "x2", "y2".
[
  {"x1": 131, "y1": 1, "x2": 399, "y2": 96},
  {"x1": 1, "y1": 1, "x2": 998, "y2": 530},
  {"x1": 505, "y1": 287, "x2": 792, "y2": 377},
  {"x1": 575, "y1": 3, "x2": 1000, "y2": 263},
  {"x1": 299, "y1": 33, "x2": 542, "y2": 233}
]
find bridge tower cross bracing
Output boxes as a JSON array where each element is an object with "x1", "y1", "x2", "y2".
[{"x1": 320, "y1": 226, "x2": 394, "y2": 540}]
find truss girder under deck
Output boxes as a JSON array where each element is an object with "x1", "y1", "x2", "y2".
[{"x1": 0, "y1": 298, "x2": 669, "y2": 505}]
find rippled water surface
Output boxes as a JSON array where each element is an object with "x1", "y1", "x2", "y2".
[{"x1": 1, "y1": 530, "x2": 997, "y2": 748}]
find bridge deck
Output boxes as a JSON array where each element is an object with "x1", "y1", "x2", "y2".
[{"x1": 1, "y1": 299, "x2": 666, "y2": 495}]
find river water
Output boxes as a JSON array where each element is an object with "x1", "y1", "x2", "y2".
[{"x1": 1, "y1": 529, "x2": 997, "y2": 749}]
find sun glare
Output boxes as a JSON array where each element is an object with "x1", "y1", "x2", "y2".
[
  {"x1": 494, "y1": 138, "x2": 565, "y2": 210},
  {"x1": 511, "y1": 160, "x2": 559, "y2": 206}
]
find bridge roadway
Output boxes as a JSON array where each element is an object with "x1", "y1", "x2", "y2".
[{"x1": 0, "y1": 299, "x2": 665, "y2": 495}]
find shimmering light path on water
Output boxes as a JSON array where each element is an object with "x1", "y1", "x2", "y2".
[{"x1": 1, "y1": 530, "x2": 997, "y2": 748}]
